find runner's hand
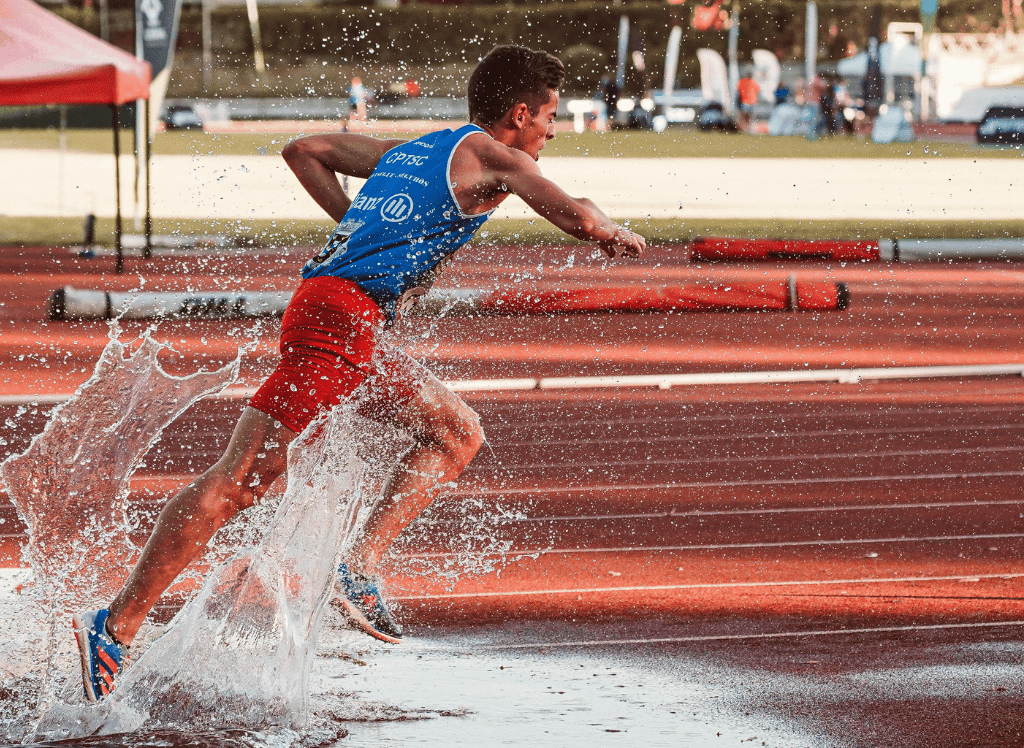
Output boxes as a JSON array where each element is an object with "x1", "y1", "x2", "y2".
[{"x1": 599, "y1": 227, "x2": 645, "y2": 259}]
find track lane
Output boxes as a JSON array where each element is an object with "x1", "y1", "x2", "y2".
[{"x1": 2, "y1": 247, "x2": 1024, "y2": 633}]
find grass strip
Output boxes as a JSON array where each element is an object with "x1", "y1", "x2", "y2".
[
  {"x1": 2, "y1": 128, "x2": 1021, "y2": 159},
  {"x1": 5, "y1": 216, "x2": 1023, "y2": 249}
]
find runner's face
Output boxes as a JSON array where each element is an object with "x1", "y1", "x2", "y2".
[{"x1": 516, "y1": 89, "x2": 559, "y2": 160}]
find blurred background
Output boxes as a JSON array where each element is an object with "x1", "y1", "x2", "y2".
[{"x1": 4, "y1": 0, "x2": 1022, "y2": 137}]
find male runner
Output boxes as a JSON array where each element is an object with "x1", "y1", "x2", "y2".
[{"x1": 74, "y1": 44, "x2": 645, "y2": 702}]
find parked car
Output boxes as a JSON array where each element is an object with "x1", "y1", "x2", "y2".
[
  {"x1": 976, "y1": 106, "x2": 1024, "y2": 145},
  {"x1": 162, "y1": 104, "x2": 204, "y2": 131},
  {"x1": 696, "y1": 102, "x2": 738, "y2": 132}
]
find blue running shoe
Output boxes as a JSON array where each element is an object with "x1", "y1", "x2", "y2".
[
  {"x1": 335, "y1": 563, "x2": 403, "y2": 643},
  {"x1": 73, "y1": 609, "x2": 129, "y2": 702}
]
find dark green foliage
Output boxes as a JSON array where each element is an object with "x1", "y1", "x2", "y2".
[{"x1": 56, "y1": 1, "x2": 1005, "y2": 72}]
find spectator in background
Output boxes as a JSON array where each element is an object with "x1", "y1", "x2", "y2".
[
  {"x1": 737, "y1": 75, "x2": 760, "y2": 130},
  {"x1": 598, "y1": 74, "x2": 619, "y2": 130},
  {"x1": 350, "y1": 76, "x2": 367, "y2": 122},
  {"x1": 834, "y1": 75, "x2": 855, "y2": 134},
  {"x1": 819, "y1": 74, "x2": 838, "y2": 135}
]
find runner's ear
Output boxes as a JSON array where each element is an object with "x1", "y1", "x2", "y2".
[{"x1": 510, "y1": 102, "x2": 530, "y2": 129}]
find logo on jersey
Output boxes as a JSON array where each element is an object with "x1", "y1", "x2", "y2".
[
  {"x1": 385, "y1": 152, "x2": 428, "y2": 166},
  {"x1": 381, "y1": 194, "x2": 415, "y2": 223},
  {"x1": 351, "y1": 194, "x2": 383, "y2": 211}
]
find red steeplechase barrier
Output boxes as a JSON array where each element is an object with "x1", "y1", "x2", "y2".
[
  {"x1": 688, "y1": 236, "x2": 884, "y2": 263},
  {"x1": 480, "y1": 281, "x2": 848, "y2": 314}
]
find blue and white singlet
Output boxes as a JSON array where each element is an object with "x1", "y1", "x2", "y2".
[{"x1": 301, "y1": 124, "x2": 492, "y2": 319}]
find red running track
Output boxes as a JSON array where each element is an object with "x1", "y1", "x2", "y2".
[
  {"x1": 0, "y1": 245, "x2": 1022, "y2": 632},
  {"x1": 2, "y1": 380, "x2": 1022, "y2": 631}
]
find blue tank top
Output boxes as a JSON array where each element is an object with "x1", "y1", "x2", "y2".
[{"x1": 301, "y1": 124, "x2": 492, "y2": 319}]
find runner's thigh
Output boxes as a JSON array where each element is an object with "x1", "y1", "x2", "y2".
[{"x1": 357, "y1": 344, "x2": 480, "y2": 447}]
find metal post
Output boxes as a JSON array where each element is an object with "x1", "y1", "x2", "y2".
[
  {"x1": 112, "y1": 104, "x2": 123, "y2": 274},
  {"x1": 245, "y1": 0, "x2": 266, "y2": 77},
  {"x1": 145, "y1": 97, "x2": 153, "y2": 258},
  {"x1": 727, "y1": 2, "x2": 740, "y2": 115},
  {"x1": 98, "y1": 0, "x2": 110, "y2": 41},
  {"x1": 134, "y1": 101, "x2": 143, "y2": 231},
  {"x1": 805, "y1": 2, "x2": 818, "y2": 98},
  {"x1": 920, "y1": 0, "x2": 939, "y2": 121},
  {"x1": 134, "y1": 1, "x2": 143, "y2": 232},
  {"x1": 58, "y1": 105, "x2": 66, "y2": 217},
  {"x1": 202, "y1": 0, "x2": 213, "y2": 91},
  {"x1": 616, "y1": 16, "x2": 629, "y2": 90}
]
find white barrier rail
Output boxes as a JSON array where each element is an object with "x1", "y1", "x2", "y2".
[
  {"x1": 895, "y1": 239, "x2": 1024, "y2": 262},
  {"x1": 3, "y1": 363, "x2": 1023, "y2": 406}
]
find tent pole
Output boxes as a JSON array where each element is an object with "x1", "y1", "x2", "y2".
[
  {"x1": 113, "y1": 103, "x2": 123, "y2": 274},
  {"x1": 145, "y1": 97, "x2": 153, "y2": 259}
]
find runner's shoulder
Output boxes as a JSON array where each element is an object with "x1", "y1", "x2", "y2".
[{"x1": 462, "y1": 131, "x2": 539, "y2": 174}]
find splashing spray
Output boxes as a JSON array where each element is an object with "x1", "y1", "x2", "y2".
[{"x1": 1, "y1": 324, "x2": 241, "y2": 738}]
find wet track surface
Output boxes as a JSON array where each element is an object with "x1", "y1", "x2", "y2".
[{"x1": 1, "y1": 245, "x2": 1023, "y2": 745}]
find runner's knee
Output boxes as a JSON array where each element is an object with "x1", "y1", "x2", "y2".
[
  {"x1": 205, "y1": 454, "x2": 286, "y2": 515},
  {"x1": 421, "y1": 405, "x2": 484, "y2": 467}
]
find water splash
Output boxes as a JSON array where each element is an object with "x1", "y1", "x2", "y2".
[
  {"x1": 2, "y1": 324, "x2": 241, "y2": 615},
  {"x1": 0, "y1": 324, "x2": 241, "y2": 738},
  {"x1": 0, "y1": 324, "x2": 525, "y2": 745},
  {"x1": 75, "y1": 407, "x2": 364, "y2": 737},
  {"x1": 8, "y1": 348, "x2": 366, "y2": 741},
  {"x1": 392, "y1": 494, "x2": 544, "y2": 586}
]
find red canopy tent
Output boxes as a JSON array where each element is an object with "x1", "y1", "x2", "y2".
[{"x1": 0, "y1": 0, "x2": 151, "y2": 271}]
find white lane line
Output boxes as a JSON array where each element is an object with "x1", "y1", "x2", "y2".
[
  {"x1": 407, "y1": 498, "x2": 1024, "y2": 526},
  {"x1": 3, "y1": 496, "x2": 1015, "y2": 531},
  {"x1": 467, "y1": 444, "x2": 1022, "y2": 473},
  {"x1": 402, "y1": 532, "x2": 1024, "y2": 558},
  {"x1": 458, "y1": 620, "x2": 1024, "y2": 650},
  {"x1": 484, "y1": 421, "x2": 1024, "y2": 450},
  {"x1": 461, "y1": 498, "x2": 1024, "y2": 523},
  {"x1": 470, "y1": 469, "x2": 1024, "y2": 495},
  {"x1": 2, "y1": 498, "x2": 1018, "y2": 533},
  {"x1": 477, "y1": 403, "x2": 1024, "y2": 432},
  {"x1": 392, "y1": 572, "x2": 1024, "y2": 601},
  {"x1": 669, "y1": 498, "x2": 1024, "y2": 516},
  {"x1": 3, "y1": 364, "x2": 1024, "y2": 407},
  {"x1": 532, "y1": 364, "x2": 1024, "y2": 392}
]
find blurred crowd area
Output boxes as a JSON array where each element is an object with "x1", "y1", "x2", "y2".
[
  {"x1": 37, "y1": 0, "x2": 1013, "y2": 100},
  {"x1": 9, "y1": 0, "x2": 1020, "y2": 143}
]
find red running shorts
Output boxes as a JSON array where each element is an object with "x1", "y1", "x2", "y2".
[{"x1": 249, "y1": 276, "x2": 426, "y2": 434}]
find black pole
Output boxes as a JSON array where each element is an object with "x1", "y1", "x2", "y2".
[
  {"x1": 863, "y1": 5, "x2": 884, "y2": 117},
  {"x1": 112, "y1": 103, "x2": 123, "y2": 274},
  {"x1": 144, "y1": 97, "x2": 153, "y2": 259}
]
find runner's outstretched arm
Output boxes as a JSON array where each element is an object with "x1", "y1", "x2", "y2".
[
  {"x1": 489, "y1": 147, "x2": 645, "y2": 259},
  {"x1": 282, "y1": 134, "x2": 408, "y2": 222}
]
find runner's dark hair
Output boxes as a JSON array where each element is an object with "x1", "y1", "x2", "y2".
[{"x1": 468, "y1": 45, "x2": 565, "y2": 125}]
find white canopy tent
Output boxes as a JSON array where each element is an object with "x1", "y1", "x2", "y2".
[{"x1": 836, "y1": 42, "x2": 924, "y2": 78}]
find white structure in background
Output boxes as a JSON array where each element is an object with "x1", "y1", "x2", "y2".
[
  {"x1": 663, "y1": 24, "x2": 683, "y2": 101},
  {"x1": 928, "y1": 32, "x2": 1024, "y2": 120},
  {"x1": 751, "y1": 49, "x2": 781, "y2": 103},
  {"x1": 697, "y1": 48, "x2": 731, "y2": 113},
  {"x1": 947, "y1": 85, "x2": 1024, "y2": 121},
  {"x1": 838, "y1": 24, "x2": 1024, "y2": 121},
  {"x1": 653, "y1": 24, "x2": 703, "y2": 130},
  {"x1": 837, "y1": 22, "x2": 924, "y2": 116}
]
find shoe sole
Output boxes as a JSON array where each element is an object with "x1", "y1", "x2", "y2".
[
  {"x1": 71, "y1": 612, "x2": 101, "y2": 703},
  {"x1": 336, "y1": 597, "x2": 402, "y2": 644}
]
